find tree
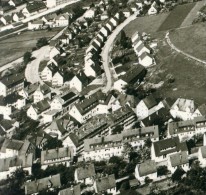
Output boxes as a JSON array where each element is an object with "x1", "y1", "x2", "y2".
[
  {"x1": 36, "y1": 37, "x2": 48, "y2": 48},
  {"x1": 43, "y1": 137, "x2": 63, "y2": 150},
  {"x1": 157, "y1": 166, "x2": 169, "y2": 176},
  {"x1": 109, "y1": 156, "x2": 122, "y2": 164},
  {"x1": 144, "y1": 138, "x2": 152, "y2": 148},
  {"x1": 120, "y1": 30, "x2": 127, "y2": 48},
  {"x1": 23, "y1": 51, "x2": 32, "y2": 65},
  {"x1": 171, "y1": 168, "x2": 185, "y2": 182}
]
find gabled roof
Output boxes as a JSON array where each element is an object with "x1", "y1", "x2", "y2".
[
  {"x1": 197, "y1": 104, "x2": 206, "y2": 116},
  {"x1": 0, "y1": 93, "x2": 23, "y2": 106},
  {"x1": 1, "y1": 138, "x2": 24, "y2": 152},
  {"x1": 200, "y1": 146, "x2": 206, "y2": 158},
  {"x1": 153, "y1": 137, "x2": 188, "y2": 157},
  {"x1": 95, "y1": 174, "x2": 116, "y2": 192},
  {"x1": 59, "y1": 185, "x2": 81, "y2": 195},
  {"x1": 0, "y1": 72, "x2": 24, "y2": 88},
  {"x1": 74, "y1": 71, "x2": 88, "y2": 86},
  {"x1": 36, "y1": 84, "x2": 51, "y2": 95},
  {"x1": 120, "y1": 65, "x2": 146, "y2": 84},
  {"x1": 56, "y1": 13, "x2": 69, "y2": 20},
  {"x1": 26, "y1": 1, "x2": 46, "y2": 13},
  {"x1": 76, "y1": 164, "x2": 96, "y2": 180},
  {"x1": 137, "y1": 160, "x2": 157, "y2": 177},
  {"x1": 142, "y1": 95, "x2": 158, "y2": 109},
  {"x1": 169, "y1": 151, "x2": 188, "y2": 167},
  {"x1": 32, "y1": 98, "x2": 50, "y2": 114},
  {"x1": 0, "y1": 119, "x2": 13, "y2": 130},
  {"x1": 48, "y1": 119, "x2": 67, "y2": 134},
  {"x1": 25, "y1": 174, "x2": 61, "y2": 195},
  {"x1": 139, "y1": 51, "x2": 153, "y2": 60},
  {"x1": 41, "y1": 147, "x2": 73, "y2": 164},
  {"x1": 171, "y1": 98, "x2": 196, "y2": 113}
]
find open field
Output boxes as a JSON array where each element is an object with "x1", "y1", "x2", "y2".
[
  {"x1": 158, "y1": 3, "x2": 196, "y2": 31},
  {"x1": 123, "y1": 13, "x2": 169, "y2": 37},
  {"x1": 146, "y1": 34, "x2": 206, "y2": 105},
  {"x1": 169, "y1": 23, "x2": 206, "y2": 61},
  {"x1": 0, "y1": 28, "x2": 62, "y2": 66}
]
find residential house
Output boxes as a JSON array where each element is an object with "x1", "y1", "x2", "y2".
[
  {"x1": 0, "y1": 119, "x2": 18, "y2": 137},
  {"x1": 49, "y1": 46, "x2": 61, "y2": 59},
  {"x1": 69, "y1": 72, "x2": 89, "y2": 92},
  {"x1": 40, "y1": 62, "x2": 59, "y2": 81},
  {"x1": 27, "y1": 98, "x2": 50, "y2": 120},
  {"x1": 130, "y1": 2, "x2": 139, "y2": 12},
  {"x1": 99, "y1": 25, "x2": 110, "y2": 38},
  {"x1": 136, "y1": 95, "x2": 164, "y2": 120},
  {"x1": 148, "y1": 1, "x2": 159, "y2": 15},
  {"x1": 0, "y1": 153, "x2": 33, "y2": 180},
  {"x1": 0, "y1": 93, "x2": 26, "y2": 119},
  {"x1": 123, "y1": 7, "x2": 132, "y2": 17},
  {"x1": 135, "y1": 160, "x2": 157, "y2": 184},
  {"x1": 198, "y1": 146, "x2": 206, "y2": 167},
  {"x1": 44, "y1": 119, "x2": 67, "y2": 139},
  {"x1": 136, "y1": 0, "x2": 144, "y2": 8},
  {"x1": 69, "y1": 91, "x2": 115, "y2": 124},
  {"x1": 84, "y1": 125, "x2": 159, "y2": 161},
  {"x1": 27, "y1": 134, "x2": 48, "y2": 149},
  {"x1": 41, "y1": 147, "x2": 74, "y2": 170},
  {"x1": 113, "y1": 65, "x2": 146, "y2": 93},
  {"x1": 46, "y1": 0, "x2": 75, "y2": 8},
  {"x1": 151, "y1": 137, "x2": 188, "y2": 163},
  {"x1": 58, "y1": 34, "x2": 69, "y2": 44},
  {"x1": 12, "y1": 11, "x2": 24, "y2": 22},
  {"x1": 93, "y1": 174, "x2": 116, "y2": 195},
  {"x1": 22, "y1": 1, "x2": 47, "y2": 17},
  {"x1": 83, "y1": 7, "x2": 96, "y2": 18},
  {"x1": 55, "y1": 14, "x2": 69, "y2": 27},
  {"x1": 170, "y1": 98, "x2": 197, "y2": 121},
  {"x1": 0, "y1": 138, "x2": 35, "y2": 159},
  {"x1": 42, "y1": 13, "x2": 57, "y2": 27},
  {"x1": 0, "y1": 15, "x2": 13, "y2": 25},
  {"x1": 28, "y1": 20, "x2": 44, "y2": 30},
  {"x1": 74, "y1": 164, "x2": 96, "y2": 185},
  {"x1": 138, "y1": 52, "x2": 153, "y2": 67},
  {"x1": 58, "y1": 184, "x2": 81, "y2": 195},
  {"x1": 193, "y1": 103, "x2": 206, "y2": 117},
  {"x1": 33, "y1": 84, "x2": 51, "y2": 103},
  {"x1": 135, "y1": 42, "x2": 150, "y2": 56},
  {"x1": 52, "y1": 71, "x2": 74, "y2": 87},
  {"x1": 18, "y1": 83, "x2": 39, "y2": 100},
  {"x1": 25, "y1": 174, "x2": 61, "y2": 195},
  {"x1": 168, "y1": 151, "x2": 189, "y2": 174},
  {"x1": 0, "y1": 72, "x2": 25, "y2": 97},
  {"x1": 101, "y1": 10, "x2": 109, "y2": 20}
]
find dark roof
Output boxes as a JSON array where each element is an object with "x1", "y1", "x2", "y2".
[
  {"x1": 37, "y1": 84, "x2": 51, "y2": 95},
  {"x1": 0, "y1": 93, "x2": 23, "y2": 106},
  {"x1": 120, "y1": 65, "x2": 146, "y2": 84},
  {"x1": 33, "y1": 99, "x2": 50, "y2": 114},
  {"x1": 25, "y1": 174, "x2": 61, "y2": 195},
  {"x1": 59, "y1": 185, "x2": 81, "y2": 195},
  {"x1": 39, "y1": 60, "x2": 48, "y2": 72},
  {"x1": 95, "y1": 174, "x2": 116, "y2": 192},
  {"x1": 153, "y1": 137, "x2": 188, "y2": 157},
  {"x1": 0, "y1": 72, "x2": 24, "y2": 88},
  {"x1": 138, "y1": 160, "x2": 157, "y2": 177},
  {"x1": 26, "y1": 1, "x2": 46, "y2": 13},
  {"x1": 67, "y1": 133, "x2": 79, "y2": 147},
  {"x1": 201, "y1": 146, "x2": 206, "y2": 158},
  {"x1": 169, "y1": 151, "x2": 188, "y2": 167},
  {"x1": 143, "y1": 95, "x2": 157, "y2": 109},
  {"x1": 75, "y1": 72, "x2": 89, "y2": 86},
  {"x1": 0, "y1": 126, "x2": 6, "y2": 136},
  {"x1": 47, "y1": 63, "x2": 59, "y2": 75},
  {"x1": 197, "y1": 104, "x2": 206, "y2": 116},
  {"x1": 76, "y1": 164, "x2": 96, "y2": 180},
  {"x1": 1, "y1": 138, "x2": 24, "y2": 152},
  {"x1": 0, "y1": 119, "x2": 13, "y2": 130}
]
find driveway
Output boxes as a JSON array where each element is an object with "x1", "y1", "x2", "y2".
[{"x1": 101, "y1": 13, "x2": 137, "y2": 93}]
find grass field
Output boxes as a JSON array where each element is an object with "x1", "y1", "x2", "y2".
[
  {"x1": 146, "y1": 35, "x2": 206, "y2": 104},
  {"x1": 158, "y1": 3, "x2": 196, "y2": 31},
  {"x1": 123, "y1": 13, "x2": 169, "y2": 37},
  {"x1": 169, "y1": 23, "x2": 206, "y2": 61},
  {"x1": 0, "y1": 28, "x2": 62, "y2": 66}
]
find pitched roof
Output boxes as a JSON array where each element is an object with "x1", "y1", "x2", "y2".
[
  {"x1": 200, "y1": 146, "x2": 206, "y2": 158},
  {"x1": 76, "y1": 164, "x2": 96, "y2": 180},
  {"x1": 26, "y1": 1, "x2": 46, "y2": 13},
  {"x1": 32, "y1": 98, "x2": 50, "y2": 114},
  {"x1": 0, "y1": 93, "x2": 23, "y2": 106},
  {"x1": 48, "y1": 119, "x2": 67, "y2": 134},
  {"x1": 0, "y1": 72, "x2": 24, "y2": 88},
  {"x1": 171, "y1": 98, "x2": 196, "y2": 113},
  {"x1": 137, "y1": 160, "x2": 157, "y2": 177},
  {"x1": 153, "y1": 137, "x2": 188, "y2": 157},
  {"x1": 169, "y1": 151, "x2": 188, "y2": 167},
  {"x1": 139, "y1": 51, "x2": 153, "y2": 61},
  {"x1": 41, "y1": 147, "x2": 73, "y2": 164},
  {"x1": 25, "y1": 174, "x2": 61, "y2": 195},
  {"x1": 197, "y1": 104, "x2": 206, "y2": 116},
  {"x1": 1, "y1": 138, "x2": 24, "y2": 152},
  {"x1": 120, "y1": 65, "x2": 146, "y2": 84},
  {"x1": 36, "y1": 84, "x2": 51, "y2": 95},
  {"x1": 95, "y1": 174, "x2": 116, "y2": 192},
  {"x1": 59, "y1": 185, "x2": 81, "y2": 195},
  {"x1": 142, "y1": 95, "x2": 157, "y2": 109},
  {"x1": 0, "y1": 119, "x2": 13, "y2": 130}
]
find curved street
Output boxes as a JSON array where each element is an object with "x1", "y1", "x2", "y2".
[{"x1": 101, "y1": 13, "x2": 137, "y2": 93}]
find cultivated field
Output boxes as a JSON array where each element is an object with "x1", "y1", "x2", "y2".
[
  {"x1": 0, "y1": 28, "x2": 62, "y2": 66},
  {"x1": 123, "y1": 13, "x2": 169, "y2": 37},
  {"x1": 158, "y1": 3, "x2": 196, "y2": 31},
  {"x1": 169, "y1": 23, "x2": 206, "y2": 61}
]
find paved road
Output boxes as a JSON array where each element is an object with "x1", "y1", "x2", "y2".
[
  {"x1": 0, "y1": 0, "x2": 80, "y2": 32},
  {"x1": 25, "y1": 45, "x2": 50, "y2": 83},
  {"x1": 166, "y1": 32, "x2": 206, "y2": 65},
  {"x1": 101, "y1": 14, "x2": 137, "y2": 93}
]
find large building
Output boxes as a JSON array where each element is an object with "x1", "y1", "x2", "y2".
[{"x1": 46, "y1": 0, "x2": 73, "y2": 8}]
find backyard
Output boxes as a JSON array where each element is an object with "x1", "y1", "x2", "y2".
[
  {"x1": 0, "y1": 28, "x2": 62, "y2": 66},
  {"x1": 169, "y1": 22, "x2": 206, "y2": 61}
]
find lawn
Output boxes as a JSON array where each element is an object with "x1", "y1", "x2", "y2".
[
  {"x1": 158, "y1": 3, "x2": 196, "y2": 31},
  {"x1": 169, "y1": 22, "x2": 206, "y2": 61},
  {"x1": 0, "y1": 28, "x2": 62, "y2": 66},
  {"x1": 123, "y1": 13, "x2": 169, "y2": 37},
  {"x1": 145, "y1": 33, "x2": 206, "y2": 105}
]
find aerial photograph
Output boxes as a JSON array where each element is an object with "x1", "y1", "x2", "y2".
[{"x1": 0, "y1": 0, "x2": 205, "y2": 194}]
